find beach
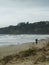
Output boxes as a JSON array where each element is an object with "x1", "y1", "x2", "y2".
[{"x1": 0, "y1": 39, "x2": 49, "y2": 65}]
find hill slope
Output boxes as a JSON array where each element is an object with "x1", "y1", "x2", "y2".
[{"x1": 0, "y1": 21, "x2": 49, "y2": 34}]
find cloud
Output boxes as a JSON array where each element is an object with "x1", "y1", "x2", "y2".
[{"x1": 0, "y1": 0, "x2": 49, "y2": 27}]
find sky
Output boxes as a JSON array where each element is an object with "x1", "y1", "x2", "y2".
[{"x1": 0, "y1": 0, "x2": 49, "y2": 28}]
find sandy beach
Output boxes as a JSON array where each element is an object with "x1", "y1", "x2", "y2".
[{"x1": 0, "y1": 39, "x2": 49, "y2": 65}]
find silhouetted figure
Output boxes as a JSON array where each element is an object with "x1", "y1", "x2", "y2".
[{"x1": 35, "y1": 39, "x2": 38, "y2": 44}]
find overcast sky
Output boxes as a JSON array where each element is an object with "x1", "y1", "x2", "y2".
[{"x1": 0, "y1": 0, "x2": 49, "y2": 28}]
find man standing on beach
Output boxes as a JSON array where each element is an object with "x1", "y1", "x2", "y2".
[{"x1": 35, "y1": 39, "x2": 38, "y2": 44}]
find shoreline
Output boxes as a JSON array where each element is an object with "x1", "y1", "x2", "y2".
[
  {"x1": 0, "y1": 37, "x2": 49, "y2": 47},
  {"x1": 0, "y1": 38, "x2": 49, "y2": 53},
  {"x1": 0, "y1": 34, "x2": 49, "y2": 47}
]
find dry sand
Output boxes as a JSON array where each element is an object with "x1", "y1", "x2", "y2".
[{"x1": 0, "y1": 39, "x2": 49, "y2": 65}]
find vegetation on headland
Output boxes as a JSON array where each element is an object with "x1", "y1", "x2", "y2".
[{"x1": 0, "y1": 21, "x2": 49, "y2": 34}]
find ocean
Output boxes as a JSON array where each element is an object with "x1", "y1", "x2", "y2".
[{"x1": 0, "y1": 34, "x2": 49, "y2": 46}]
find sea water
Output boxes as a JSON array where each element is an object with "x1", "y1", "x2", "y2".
[{"x1": 0, "y1": 34, "x2": 49, "y2": 46}]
